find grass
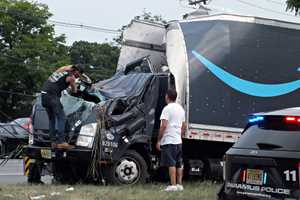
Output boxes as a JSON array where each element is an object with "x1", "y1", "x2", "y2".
[{"x1": 0, "y1": 182, "x2": 220, "y2": 200}]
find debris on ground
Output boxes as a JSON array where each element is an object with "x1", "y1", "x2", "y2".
[
  {"x1": 28, "y1": 194, "x2": 46, "y2": 200},
  {"x1": 65, "y1": 187, "x2": 74, "y2": 192},
  {"x1": 3, "y1": 194, "x2": 14, "y2": 198},
  {"x1": 50, "y1": 192, "x2": 61, "y2": 196}
]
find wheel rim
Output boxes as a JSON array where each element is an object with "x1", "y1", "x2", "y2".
[{"x1": 115, "y1": 157, "x2": 140, "y2": 184}]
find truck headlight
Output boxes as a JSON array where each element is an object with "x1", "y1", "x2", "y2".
[
  {"x1": 76, "y1": 123, "x2": 97, "y2": 148},
  {"x1": 79, "y1": 123, "x2": 97, "y2": 137},
  {"x1": 76, "y1": 136, "x2": 94, "y2": 148}
]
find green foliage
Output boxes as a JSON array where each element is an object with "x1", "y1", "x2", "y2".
[
  {"x1": 70, "y1": 41, "x2": 120, "y2": 81},
  {"x1": 134, "y1": 10, "x2": 167, "y2": 24},
  {"x1": 0, "y1": 0, "x2": 70, "y2": 121},
  {"x1": 286, "y1": 0, "x2": 300, "y2": 15}
]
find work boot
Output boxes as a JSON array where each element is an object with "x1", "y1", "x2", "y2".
[{"x1": 56, "y1": 143, "x2": 74, "y2": 150}]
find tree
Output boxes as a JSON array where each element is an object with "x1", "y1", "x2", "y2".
[
  {"x1": 70, "y1": 41, "x2": 120, "y2": 81},
  {"x1": 286, "y1": 0, "x2": 300, "y2": 15},
  {"x1": 0, "y1": 0, "x2": 69, "y2": 121},
  {"x1": 133, "y1": 10, "x2": 167, "y2": 24}
]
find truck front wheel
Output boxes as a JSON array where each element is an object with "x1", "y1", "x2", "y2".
[{"x1": 104, "y1": 150, "x2": 148, "y2": 185}]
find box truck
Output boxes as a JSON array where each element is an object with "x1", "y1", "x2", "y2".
[{"x1": 26, "y1": 14, "x2": 300, "y2": 184}]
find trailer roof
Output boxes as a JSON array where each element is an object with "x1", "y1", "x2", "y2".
[
  {"x1": 179, "y1": 14, "x2": 300, "y2": 30},
  {"x1": 130, "y1": 19, "x2": 166, "y2": 28}
]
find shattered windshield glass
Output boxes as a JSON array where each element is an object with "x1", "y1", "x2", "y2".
[
  {"x1": 56, "y1": 72, "x2": 155, "y2": 129},
  {"x1": 33, "y1": 71, "x2": 158, "y2": 145}
]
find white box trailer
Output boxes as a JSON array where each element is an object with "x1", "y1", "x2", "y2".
[{"x1": 119, "y1": 14, "x2": 300, "y2": 177}]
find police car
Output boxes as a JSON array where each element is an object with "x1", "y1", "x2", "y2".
[{"x1": 218, "y1": 108, "x2": 300, "y2": 200}]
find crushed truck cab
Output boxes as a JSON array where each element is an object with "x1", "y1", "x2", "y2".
[{"x1": 26, "y1": 57, "x2": 169, "y2": 184}]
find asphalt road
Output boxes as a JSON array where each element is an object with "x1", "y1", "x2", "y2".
[
  {"x1": 0, "y1": 159, "x2": 54, "y2": 185},
  {"x1": 0, "y1": 159, "x2": 27, "y2": 184}
]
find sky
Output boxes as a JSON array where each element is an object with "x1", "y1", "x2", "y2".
[{"x1": 36, "y1": 0, "x2": 300, "y2": 45}]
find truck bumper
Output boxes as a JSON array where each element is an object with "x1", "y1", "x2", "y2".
[{"x1": 25, "y1": 145, "x2": 92, "y2": 162}]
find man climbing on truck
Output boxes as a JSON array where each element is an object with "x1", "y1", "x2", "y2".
[
  {"x1": 156, "y1": 88, "x2": 186, "y2": 192},
  {"x1": 41, "y1": 64, "x2": 85, "y2": 150}
]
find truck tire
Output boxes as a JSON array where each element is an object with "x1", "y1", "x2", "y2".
[{"x1": 104, "y1": 150, "x2": 148, "y2": 185}]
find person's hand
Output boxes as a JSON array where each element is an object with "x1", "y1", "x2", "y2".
[
  {"x1": 156, "y1": 141, "x2": 161, "y2": 151},
  {"x1": 62, "y1": 65, "x2": 72, "y2": 68}
]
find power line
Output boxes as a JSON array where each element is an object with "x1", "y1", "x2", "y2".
[
  {"x1": 188, "y1": 0, "x2": 208, "y2": 6},
  {"x1": 0, "y1": 8, "x2": 121, "y2": 34},
  {"x1": 179, "y1": 0, "x2": 213, "y2": 9},
  {"x1": 265, "y1": 0, "x2": 283, "y2": 5},
  {"x1": 179, "y1": 0, "x2": 197, "y2": 9},
  {"x1": 180, "y1": 0, "x2": 295, "y2": 18},
  {"x1": 236, "y1": 0, "x2": 298, "y2": 17},
  {"x1": 48, "y1": 20, "x2": 121, "y2": 34}
]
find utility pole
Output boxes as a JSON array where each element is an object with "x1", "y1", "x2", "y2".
[{"x1": 188, "y1": 0, "x2": 208, "y2": 6}]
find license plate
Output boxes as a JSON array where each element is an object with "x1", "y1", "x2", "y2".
[
  {"x1": 40, "y1": 149, "x2": 52, "y2": 159},
  {"x1": 246, "y1": 169, "x2": 264, "y2": 185}
]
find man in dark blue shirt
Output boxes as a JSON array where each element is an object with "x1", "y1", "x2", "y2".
[{"x1": 41, "y1": 64, "x2": 84, "y2": 149}]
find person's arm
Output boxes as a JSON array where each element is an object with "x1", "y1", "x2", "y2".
[
  {"x1": 156, "y1": 119, "x2": 168, "y2": 151},
  {"x1": 78, "y1": 73, "x2": 92, "y2": 84},
  {"x1": 55, "y1": 65, "x2": 72, "y2": 73},
  {"x1": 156, "y1": 107, "x2": 169, "y2": 151},
  {"x1": 181, "y1": 122, "x2": 187, "y2": 137},
  {"x1": 66, "y1": 75, "x2": 77, "y2": 94}
]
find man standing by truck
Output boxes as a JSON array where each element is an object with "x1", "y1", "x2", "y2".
[
  {"x1": 41, "y1": 64, "x2": 84, "y2": 150},
  {"x1": 156, "y1": 88, "x2": 186, "y2": 192}
]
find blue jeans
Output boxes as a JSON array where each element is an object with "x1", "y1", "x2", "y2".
[{"x1": 41, "y1": 94, "x2": 66, "y2": 144}]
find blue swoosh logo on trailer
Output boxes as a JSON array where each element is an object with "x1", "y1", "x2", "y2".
[{"x1": 192, "y1": 50, "x2": 300, "y2": 97}]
